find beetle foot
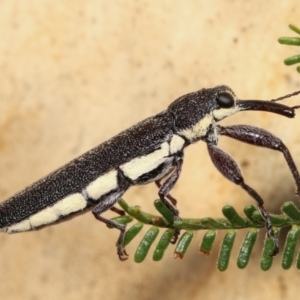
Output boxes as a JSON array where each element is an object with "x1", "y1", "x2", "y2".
[
  {"x1": 171, "y1": 228, "x2": 181, "y2": 244},
  {"x1": 117, "y1": 246, "x2": 129, "y2": 261},
  {"x1": 267, "y1": 228, "x2": 279, "y2": 257},
  {"x1": 171, "y1": 215, "x2": 181, "y2": 244}
]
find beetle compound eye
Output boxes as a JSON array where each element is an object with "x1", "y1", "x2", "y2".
[{"x1": 216, "y1": 92, "x2": 235, "y2": 108}]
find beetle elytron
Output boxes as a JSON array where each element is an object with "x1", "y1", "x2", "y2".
[{"x1": 1, "y1": 85, "x2": 300, "y2": 260}]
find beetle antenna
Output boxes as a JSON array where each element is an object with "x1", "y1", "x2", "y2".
[{"x1": 271, "y1": 90, "x2": 300, "y2": 102}]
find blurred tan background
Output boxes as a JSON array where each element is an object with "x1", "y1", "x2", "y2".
[{"x1": 1, "y1": 1, "x2": 300, "y2": 300}]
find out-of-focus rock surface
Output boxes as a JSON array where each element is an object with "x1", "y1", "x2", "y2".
[{"x1": 0, "y1": 2, "x2": 300, "y2": 299}]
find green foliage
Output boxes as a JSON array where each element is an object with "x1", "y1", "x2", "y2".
[
  {"x1": 110, "y1": 199, "x2": 300, "y2": 270},
  {"x1": 278, "y1": 24, "x2": 300, "y2": 73}
]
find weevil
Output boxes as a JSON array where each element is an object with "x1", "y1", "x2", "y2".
[{"x1": 1, "y1": 86, "x2": 300, "y2": 261}]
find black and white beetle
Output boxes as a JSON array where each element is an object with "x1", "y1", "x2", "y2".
[{"x1": 1, "y1": 85, "x2": 300, "y2": 260}]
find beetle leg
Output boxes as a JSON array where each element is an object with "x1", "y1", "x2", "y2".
[
  {"x1": 217, "y1": 125, "x2": 300, "y2": 195},
  {"x1": 157, "y1": 157, "x2": 183, "y2": 216},
  {"x1": 92, "y1": 179, "x2": 130, "y2": 261},
  {"x1": 157, "y1": 156, "x2": 183, "y2": 243},
  {"x1": 207, "y1": 142, "x2": 279, "y2": 256},
  {"x1": 110, "y1": 206, "x2": 125, "y2": 216},
  {"x1": 155, "y1": 180, "x2": 177, "y2": 205}
]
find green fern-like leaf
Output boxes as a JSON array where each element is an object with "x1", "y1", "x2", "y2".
[
  {"x1": 111, "y1": 199, "x2": 300, "y2": 270},
  {"x1": 278, "y1": 24, "x2": 300, "y2": 73}
]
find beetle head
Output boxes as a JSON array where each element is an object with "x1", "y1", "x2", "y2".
[
  {"x1": 168, "y1": 85, "x2": 299, "y2": 143},
  {"x1": 168, "y1": 85, "x2": 239, "y2": 142},
  {"x1": 209, "y1": 85, "x2": 298, "y2": 121}
]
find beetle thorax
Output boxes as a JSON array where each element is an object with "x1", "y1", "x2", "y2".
[
  {"x1": 178, "y1": 113, "x2": 214, "y2": 143},
  {"x1": 168, "y1": 88, "x2": 216, "y2": 143}
]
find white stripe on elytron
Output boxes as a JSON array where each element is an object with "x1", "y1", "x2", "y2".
[
  {"x1": 85, "y1": 169, "x2": 118, "y2": 200},
  {"x1": 120, "y1": 142, "x2": 170, "y2": 181},
  {"x1": 29, "y1": 206, "x2": 59, "y2": 228},
  {"x1": 6, "y1": 219, "x2": 31, "y2": 233},
  {"x1": 169, "y1": 134, "x2": 185, "y2": 154},
  {"x1": 5, "y1": 193, "x2": 87, "y2": 233},
  {"x1": 178, "y1": 114, "x2": 213, "y2": 142},
  {"x1": 52, "y1": 193, "x2": 87, "y2": 216}
]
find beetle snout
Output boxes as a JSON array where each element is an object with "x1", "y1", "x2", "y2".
[{"x1": 237, "y1": 100, "x2": 295, "y2": 118}]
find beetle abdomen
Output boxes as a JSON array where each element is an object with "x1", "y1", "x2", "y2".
[{"x1": 0, "y1": 111, "x2": 177, "y2": 232}]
